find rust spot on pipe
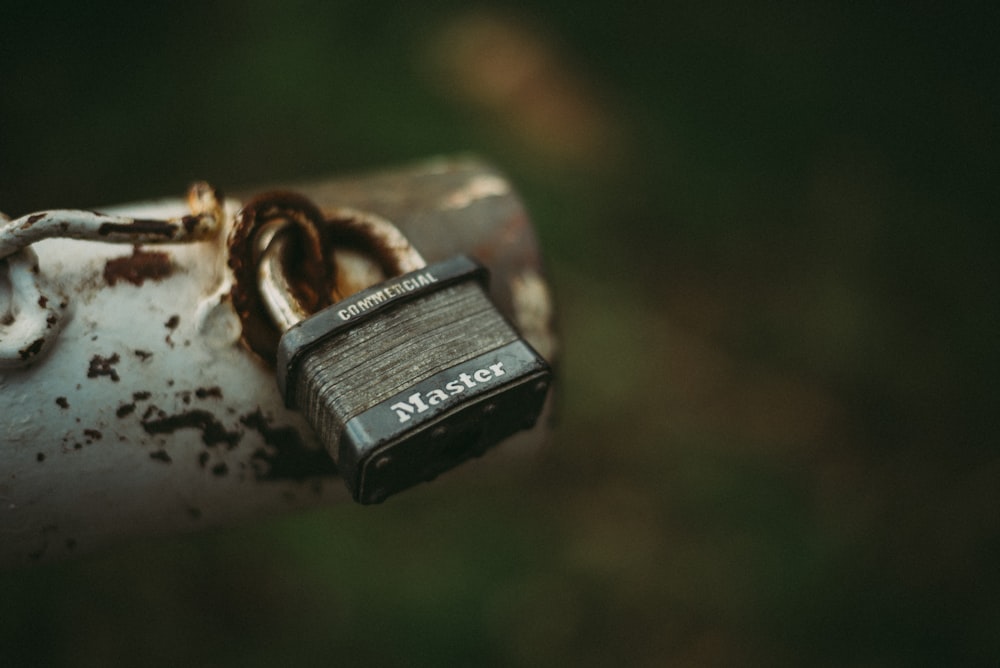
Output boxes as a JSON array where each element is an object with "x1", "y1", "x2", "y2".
[
  {"x1": 18, "y1": 338, "x2": 45, "y2": 360},
  {"x1": 87, "y1": 353, "x2": 120, "y2": 382},
  {"x1": 103, "y1": 247, "x2": 174, "y2": 286},
  {"x1": 241, "y1": 409, "x2": 337, "y2": 481},
  {"x1": 164, "y1": 316, "x2": 180, "y2": 347},
  {"x1": 141, "y1": 410, "x2": 241, "y2": 448},
  {"x1": 25, "y1": 213, "x2": 46, "y2": 227},
  {"x1": 142, "y1": 405, "x2": 165, "y2": 421}
]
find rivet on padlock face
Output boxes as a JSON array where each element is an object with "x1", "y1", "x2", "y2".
[{"x1": 257, "y1": 207, "x2": 551, "y2": 504}]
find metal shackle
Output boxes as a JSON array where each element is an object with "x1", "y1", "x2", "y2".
[{"x1": 256, "y1": 206, "x2": 427, "y2": 333}]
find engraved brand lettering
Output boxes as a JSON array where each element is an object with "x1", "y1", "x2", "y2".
[
  {"x1": 390, "y1": 362, "x2": 506, "y2": 422},
  {"x1": 337, "y1": 271, "x2": 438, "y2": 320}
]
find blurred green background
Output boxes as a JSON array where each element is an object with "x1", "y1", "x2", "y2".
[{"x1": 2, "y1": 2, "x2": 998, "y2": 665}]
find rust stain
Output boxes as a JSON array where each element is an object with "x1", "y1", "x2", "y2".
[
  {"x1": 25, "y1": 213, "x2": 46, "y2": 227},
  {"x1": 195, "y1": 386, "x2": 223, "y2": 399},
  {"x1": 141, "y1": 410, "x2": 241, "y2": 448},
  {"x1": 97, "y1": 219, "x2": 175, "y2": 237},
  {"x1": 55, "y1": 397, "x2": 69, "y2": 409},
  {"x1": 116, "y1": 403, "x2": 136, "y2": 418},
  {"x1": 18, "y1": 338, "x2": 45, "y2": 360},
  {"x1": 164, "y1": 315, "x2": 180, "y2": 347},
  {"x1": 149, "y1": 450, "x2": 172, "y2": 463},
  {"x1": 241, "y1": 409, "x2": 337, "y2": 481},
  {"x1": 87, "y1": 353, "x2": 120, "y2": 382},
  {"x1": 103, "y1": 247, "x2": 174, "y2": 287},
  {"x1": 181, "y1": 214, "x2": 200, "y2": 235},
  {"x1": 142, "y1": 404, "x2": 165, "y2": 421},
  {"x1": 83, "y1": 428, "x2": 102, "y2": 441}
]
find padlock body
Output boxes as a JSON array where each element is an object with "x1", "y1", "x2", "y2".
[{"x1": 277, "y1": 256, "x2": 550, "y2": 503}]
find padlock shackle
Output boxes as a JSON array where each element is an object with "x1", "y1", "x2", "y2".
[
  {"x1": 231, "y1": 192, "x2": 430, "y2": 359},
  {"x1": 227, "y1": 190, "x2": 332, "y2": 361},
  {"x1": 256, "y1": 206, "x2": 429, "y2": 333},
  {"x1": 256, "y1": 223, "x2": 314, "y2": 332},
  {"x1": 321, "y1": 207, "x2": 427, "y2": 291}
]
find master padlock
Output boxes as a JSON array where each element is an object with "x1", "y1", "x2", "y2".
[{"x1": 257, "y1": 205, "x2": 551, "y2": 504}]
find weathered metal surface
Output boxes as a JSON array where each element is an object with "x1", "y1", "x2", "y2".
[{"x1": 0, "y1": 156, "x2": 556, "y2": 568}]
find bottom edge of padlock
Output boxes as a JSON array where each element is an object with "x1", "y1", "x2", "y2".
[{"x1": 339, "y1": 341, "x2": 551, "y2": 504}]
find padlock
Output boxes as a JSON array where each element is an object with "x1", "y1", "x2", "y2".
[{"x1": 258, "y1": 206, "x2": 552, "y2": 504}]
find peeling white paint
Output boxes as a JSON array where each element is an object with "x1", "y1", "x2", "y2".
[
  {"x1": 440, "y1": 174, "x2": 510, "y2": 210},
  {"x1": 0, "y1": 197, "x2": 340, "y2": 568}
]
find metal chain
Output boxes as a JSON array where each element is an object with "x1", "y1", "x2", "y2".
[{"x1": 0, "y1": 183, "x2": 224, "y2": 369}]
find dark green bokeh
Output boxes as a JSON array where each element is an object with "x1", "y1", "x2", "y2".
[{"x1": 1, "y1": 2, "x2": 998, "y2": 665}]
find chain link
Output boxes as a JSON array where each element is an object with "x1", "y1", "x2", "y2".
[{"x1": 0, "y1": 183, "x2": 223, "y2": 368}]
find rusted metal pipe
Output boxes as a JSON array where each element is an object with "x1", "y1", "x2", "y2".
[{"x1": 0, "y1": 156, "x2": 556, "y2": 568}]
